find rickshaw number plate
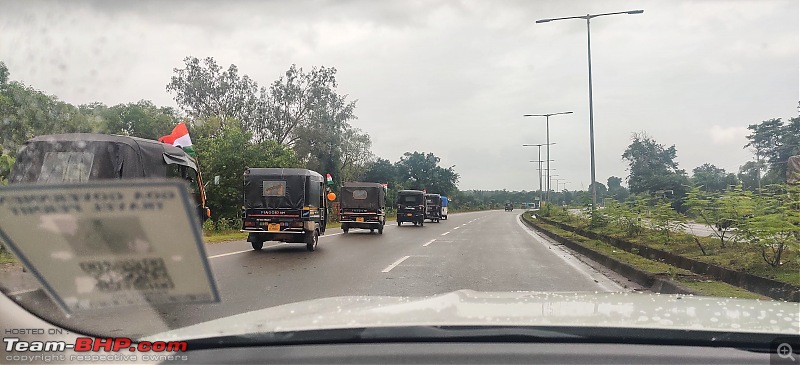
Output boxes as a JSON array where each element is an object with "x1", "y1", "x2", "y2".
[
  {"x1": 267, "y1": 223, "x2": 281, "y2": 232},
  {"x1": 356, "y1": 217, "x2": 364, "y2": 222}
]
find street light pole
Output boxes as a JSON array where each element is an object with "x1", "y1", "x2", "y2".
[
  {"x1": 523, "y1": 143, "x2": 555, "y2": 206},
  {"x1": 536, "y1": 9, "x2": 643, "y2": 214},
  {"x1": 523, "y1": 112, "x2": 572, "y2": 205}
]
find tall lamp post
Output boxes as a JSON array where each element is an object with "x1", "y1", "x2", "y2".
[
  {"x1": 536, "y1": 9, "x2": 643, "y2": 214},
  {"x1": 523, "y1": 112, "x2": 572, "y2": 205},
  {"x1": 552, "y1": 178, "x2": 566, "y2": 205},
  {"x1": 529, "y1": 160, "x2": 553, "y2": 207},
  {"x1": 524, "y1": 143, "x2": 556, "y2": 205}
]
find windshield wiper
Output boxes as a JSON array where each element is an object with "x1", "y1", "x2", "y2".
[
  {"x1": 178, "y1": 326, "x2": 797, "y2": 352},
  {"x1": 181, "y1": 326, "x2": 585, "y2": 350}
]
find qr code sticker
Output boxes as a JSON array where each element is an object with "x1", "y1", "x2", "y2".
[{"x1": 79, "y1": 258, "x2": 175, "y2": 292}]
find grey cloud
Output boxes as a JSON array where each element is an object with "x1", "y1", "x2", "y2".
[{"x1": 0, "y1": 0, "x2": 796, "y2": 190}]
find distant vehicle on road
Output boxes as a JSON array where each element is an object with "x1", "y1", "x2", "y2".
[
  {"x1": 339, "y1": 182, "x2": 386, "y2": 234},
  {"x1": 440, "y1": 195, "x2": 449, "y2": 220},
  {"x1": 396, "y1": 190, "x2": 426, "y2": 226},
  {"x1": 424, "y1": 193, "x2": 442, "y2": 223},
  {"x1": 9, "y1": 133, "x2": 210, "y2": 222},
  {"x1": 504, "y1": 202, "x2": 514, "y2": 211},
  {"x1": 241, "y1": 168, "x2": 329, "y2": 251}
]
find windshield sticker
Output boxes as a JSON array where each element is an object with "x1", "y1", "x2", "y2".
[
  {"x1": 0, "y1": 179, "x2": 220, "y2": 313},
  {"x1": 262, "y1": 181, "x2": 286, "y2": 197},
  {"x1": 352, "y1": 190, "x2": 367, "y2": 200}
]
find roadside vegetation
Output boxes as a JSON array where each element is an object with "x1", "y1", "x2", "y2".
[
  {"x1": 536, "y1": 192, "x2": 799, "y2": 287},
  {"x1": 523, "y1": 212, "x2": 769, "y2": 300}
]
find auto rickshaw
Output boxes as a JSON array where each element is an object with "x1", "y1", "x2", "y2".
[
  {"x1": 424, "y1": 193, "x2": 442, "y2": 223},
  {"x1": 9, "y1": 133, "x2": 210, "y2": 223},
  {"x1": 396, "y1": 190, "x2": 425, "y2": 226},
  {"x1": 440, "y1": 195, "x2": 449, "y2": 220},
  {"x1": 241, "y1": 168, "x2": 328, "y2": 251},
  {"x1": 339, "y1": 182, "x2": 386, "y2": 234},
  {"x1": 504, "y1": 202, "x2": 514, "y2": 211}
]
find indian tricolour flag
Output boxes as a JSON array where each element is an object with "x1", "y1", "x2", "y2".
[
  {"x1": 158, "y1": 122, "x2": 195, "y2": 157},
  {"x1": 326, "y1": 173, "x2": 333, "y2": 185}
]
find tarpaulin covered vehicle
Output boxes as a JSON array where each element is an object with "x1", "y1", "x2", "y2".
[
  {"x1": 396, "y1": 190, "x2": 425, "y2": 226},
  {"x1": 424, "y1": 193, "x2": 442, "y2": 223},
  {"x1": 241, "y1": 168, "x2": 328, "y2": 251},
  {"x1": 340, "y1": 182, "x2": 386, "y2": 234},
  {"x1": 9, "y1": 133, "x2": 210, "y2": 222},
  {"x1": 440, "y1": 195, "x2": 449, "y2": 220}
]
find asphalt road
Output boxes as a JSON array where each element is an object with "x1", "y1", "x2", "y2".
[{"x1": 2, "y1": 210, "x2": 628, "y2": 337}]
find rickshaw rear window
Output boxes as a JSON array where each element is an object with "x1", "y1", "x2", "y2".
[
  {"x1": 353, "y1": 190, "x2": 368, "y2": 200},
  {"x1": 262, "y1": 181, "x2": 286, "y2": 196},
  {"x1": 38, "y1": 152, "x2": 94, "y2": 183}
]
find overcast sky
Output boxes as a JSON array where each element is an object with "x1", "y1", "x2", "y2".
[{"x1": 1, "y1": 0, "x2": 797, "y2": 191}]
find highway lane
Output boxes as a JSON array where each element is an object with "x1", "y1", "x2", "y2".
[{"x1": 1, "y1": 210, "x2": 627, "y2": 337}]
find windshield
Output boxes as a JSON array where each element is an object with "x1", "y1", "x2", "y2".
[{"x1": 0, "y1": 0, "x2": 798, "y2": 358}]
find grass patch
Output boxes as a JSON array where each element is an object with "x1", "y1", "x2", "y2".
[
  {"x1": 542, "y1": 213, "x2": 800, "y2": 287},
  {"x1": 522, "y1": 212, "x2": 770, "y2": 300},
  {"x1": 203, "y1": 231, "x2": 248, "y2": 244},
  {"x1": 525, "y1": 215, "x2": 691, "y2": 276},
  {"x1": 675, "y1": 279, "x2": 769, "y2": 300},
  {"x1": 0, "y1": 250, "x2": 17, "y2": 265}
]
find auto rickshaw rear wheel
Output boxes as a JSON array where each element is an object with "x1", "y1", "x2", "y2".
[
  {"x1": 305, "y1": 230, "x2": 318, "y2": 251},
  {"x1": 251, "y1": 241, "x2": 263, "y2": 250}
]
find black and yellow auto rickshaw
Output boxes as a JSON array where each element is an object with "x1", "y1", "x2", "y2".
[
  {"x1": 396, "y1": 190, "x2": 425, "y2": 226},
  {"x1": 241, "y1": 168, "x2": 328, "y2": 251},
  {"x1": 424, "y1": 193, "x2": 442, "y2": 223},
  {"x1": 9, "y1": 133, "x2": 210, "y2": 222},
  {"x1": 339, "y1": 182, "x2": 386, "y2": 234}
]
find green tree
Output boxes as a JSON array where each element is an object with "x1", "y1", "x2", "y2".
[
  {"x1": 195, "y1": 119, "x2": 300, "y2": 221},
  {"x1": 692, "y1": 163, "x2": 738, "y2": 192},
  {"x1": 622, "y1": 132, "x2": 690, "y2": 210},
  {"x1": 646, "y1": 199, "x2": 686, "y2": 245},
  {"x1": 738, "y1": 185, "x2": 800, "y2": 267},
  {"x1": 589, "y1": 181, "x2": 607, "y2": 202},
  {"x1": 607, "y1": 176, "x2": 630, "y2": 201},
  {"x1": 745, "y1": 116, "x2": 800, "y2": 181},
  {"x1": 263, "y1": 64, "x2": 345, "y2": 146},
  {"x1": 0, "y1": 153, "x2": 13, "y2": 185},
  {"x1": 737, "y1": 161, "x2": 766, "y2": 191},
  {"x1": 166, "y1": 56, "x2": 260, "y2": 130},
  {"x1": 685, "y1": 186, "x2": 752, "y2": 248},
  {"x1": 395, "y1": 152, "x2": 459, "y2": 196},
  {"x1": 363, "y1": 158, "x2": 398, "y2": 185}
]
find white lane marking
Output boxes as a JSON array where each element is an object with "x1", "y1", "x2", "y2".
[
  {"x1": 453, "y1": 226, "x2": 460, "y2": 230},
  {"x1": 514, "y1": 214, "x2": 624, "y2": 292},
  {"x1": 7, "y1": 288, "x2": 39, "y2": 296},
  {"x1": 441, "y1": 231, "x2": 451, "y2": 236},
  {"x1": 208, "y1": 243, "x2": 281, "y2": 259},
  {"x1": 382, "y1": 256, "x2": 410, "y2": 273},
  {"x1": 423, "y1": 239, "x2": 436, "y2": 247}
]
